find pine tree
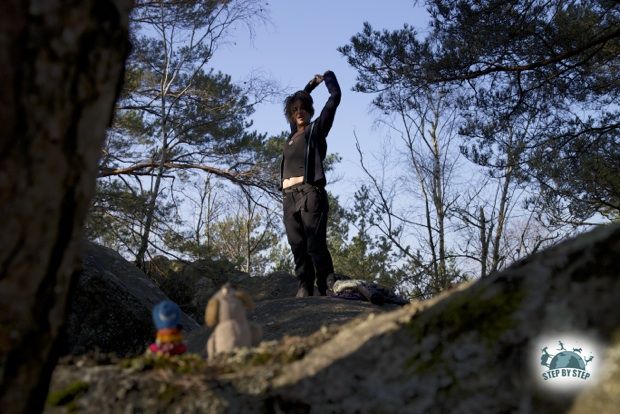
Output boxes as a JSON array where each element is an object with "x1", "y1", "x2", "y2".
[
  {"x1": 340, "y1": 0, "x2": 620, "y2": 224},
  {"x1": 90, "y1": 0, "x2": 275, "y2": 265}
]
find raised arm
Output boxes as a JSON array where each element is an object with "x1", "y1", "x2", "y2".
[
  {"x1": 304, "y1": 74, "x2": 324, "y2": 94},
  {"x1": 314, "y1": 70, "x2": 341, "y2": 139}
]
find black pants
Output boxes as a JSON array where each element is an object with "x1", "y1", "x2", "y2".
[{"x1": 283, "y1": 184, "x2": 334, "y2": 295}]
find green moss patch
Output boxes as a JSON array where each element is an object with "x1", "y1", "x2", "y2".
[
  {"x1": 158, "y1": 383, "x2": 182, "y2": 406},
  {"x1": 46, "y1": 381, "x2": 89, "y2": 407},
  {"x1": 411, "y1": 278, "x2": 524, "y2": 341},
  {"x1": 406, "y1": 277, "x2": 526, "y2": 373},
  {"x1": 120, "y1": 353, "x2": 208, "y2": 374}
]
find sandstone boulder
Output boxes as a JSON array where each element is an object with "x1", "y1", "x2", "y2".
[
  {"x1": 49, "y1": 225, "x2": 620, "y2": 413},
  {"x1": 62, "y1": 242, "x2": 200, "y2": 356},
  {"x1": 269, "y1": 224, "x2": 620, "y2": 413},
  {"x1": 143, "y1": 255, "x2": 246, "y2": 321}
]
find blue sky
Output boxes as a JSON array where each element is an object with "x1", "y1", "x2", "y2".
[{"x1": 210, "y1": 0, "x2": 429, "y2": 201}]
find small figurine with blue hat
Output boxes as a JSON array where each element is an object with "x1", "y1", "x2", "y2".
[{"x1": 147, "y1": 300, "x2": 187, "y2": 356}]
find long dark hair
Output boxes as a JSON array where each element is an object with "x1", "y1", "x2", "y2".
[{"x1": 283, "y1": 90, "x2": 314, "y2": 123}]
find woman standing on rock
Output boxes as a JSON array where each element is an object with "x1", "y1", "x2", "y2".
[{"x1": 280, "y1": 70, "x2": 341, "y2": 297}]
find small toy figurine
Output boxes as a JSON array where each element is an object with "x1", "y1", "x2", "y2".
[
  {"x1": 205, "y1": 283, "x2": 262, "y2": 358},
  {"x1": 147, "y1": 300, "x2": 187, "y2": 356}
]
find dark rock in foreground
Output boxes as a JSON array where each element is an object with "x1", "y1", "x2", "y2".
[{"x1": 49, "y1": 225, "x2": 620, "y2": 413}]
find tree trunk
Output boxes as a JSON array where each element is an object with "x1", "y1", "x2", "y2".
[
  {"x1": 0, "y1": 1, "x2": 130, "y2": 412},
  {"x1": 245, "y1": 194, "x2": 253, "y2": 273},
  {"x1": 479, "y1": 207, "x2": 489, "y2": 278},
  {"x1": 490, "y1": 164, "x2": 513, "y2": 274},
  {"x1": 135, "y1": 157, "x2": 166, "y2": 268},
  {"x1": 135, "y1": 94, "x2": 168, "y2": 269},
  {"x1": 430, "y1": 116, "x2": 447, "y2": 287}
]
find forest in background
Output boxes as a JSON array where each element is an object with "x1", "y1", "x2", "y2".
[{"x1": 87, "y1": 0, "x2": 619, "y2": 300}]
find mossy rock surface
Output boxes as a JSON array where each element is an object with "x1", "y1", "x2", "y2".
[{"x1": 49, "y1": 225, "x2": 620, "y2": 413}]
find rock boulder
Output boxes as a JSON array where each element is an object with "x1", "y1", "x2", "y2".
[
  {"x1": 49, "y1": 225, "x2": 620, "y2": 413},
  {"x1": 62, "y1": 242, "x2": 199, "y2": 356}
]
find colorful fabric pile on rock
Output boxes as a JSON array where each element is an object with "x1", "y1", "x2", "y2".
[{"x1": 328, "y1": 274, "x2": 409, "y2": 306}]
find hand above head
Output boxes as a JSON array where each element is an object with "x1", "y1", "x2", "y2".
[
  {"x1": 304, "y1": 71, "x2": 336, "y2": 94},
  {"x1": 310, "y1": 74, "x2": 324, "y2": 86}
]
